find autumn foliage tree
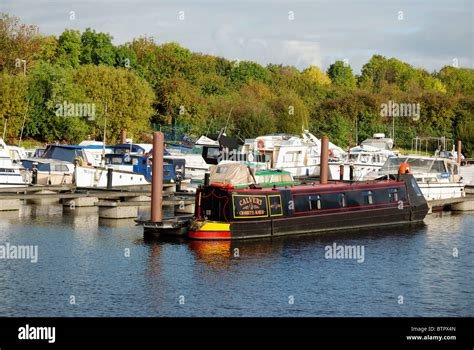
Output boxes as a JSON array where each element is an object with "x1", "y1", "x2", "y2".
[{"x1": 0, "y1": 13, "x2": 473, "y2": 156}]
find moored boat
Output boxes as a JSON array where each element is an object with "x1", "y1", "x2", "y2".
[
  {"x1": 188, "y1": 164, "x2": 429, "y2": 240},
  {"x1": 364, "y1": 155, "x2": 465, "y2": 201},
  {"x1": 75, "y1": 143, "x2": 185, "y2": 188},
  {"x1": 21, "y1": 159, "x2": 74, "y2": 185},
  {"x1": 0, "y1": 138, "x2": 30, "y2": 188},
  {"x1": 242, "y1": 130, "x2": 345, "y2": 178},
  {"x1": 329, "y1": 144, "x2": 395, "y2": 181}
]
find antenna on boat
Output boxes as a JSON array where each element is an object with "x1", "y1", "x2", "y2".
[{"x1": 19, "y1": 98, "x2": 29, "y2": 146}]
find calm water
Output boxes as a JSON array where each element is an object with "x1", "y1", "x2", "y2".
[{"x1": 0, "y1": 202, "x2": 472, "y2": 317}]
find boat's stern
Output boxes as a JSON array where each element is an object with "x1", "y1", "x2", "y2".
[{"x1": 188, "y1": 220, "x2": 231, "y2": 240}]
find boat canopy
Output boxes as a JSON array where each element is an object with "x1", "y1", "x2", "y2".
[
  {"x1": 209, "y1": 163, "x2": 254, "y2": 186},
  {"x1": 22, "y1": 159, "x2": 73, "y2": 172},
  {"x1": 209, "y1": 162, "x2": 296, "y2": 187}
]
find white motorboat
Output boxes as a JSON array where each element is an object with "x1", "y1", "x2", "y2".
[
  {"x1": 363, "y1": 155, "x2": 465, "y2": 201},
  {"x1": 74, "y1": 143, "x2": 185, "y2": 188},
  {"x1": 166, "y1": 135, "x2": 219, "y2": 182},
  {"x1": 21, "y1": 158, "x2": 75, "y2": 185},
  {"x1": 329, "y1": 144, "x2": 395, "y2": 181},
  {"x1": 241, "y1": 130, "x2": 345, "y2": 178},
  {"x1": 0, "y1": 138, "x2": 29, "y2": 188}
]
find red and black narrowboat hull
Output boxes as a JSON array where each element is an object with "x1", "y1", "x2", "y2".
[{"x1": 188, "y1": 173, "x2": 429, "y2": 240}]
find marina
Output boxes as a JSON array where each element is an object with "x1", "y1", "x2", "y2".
[
  {"x1": 1, "y1": 133, "x2": 473, "y2": 223},
  {"x1": 1, "y1": 134, "x2": 473, "y2": 318},
  {"x1": 0, "y1": 2, "x2": 473, "y2": 344},
  {"x1": 1, "y1": 133, "x2": 473, "y2": 316}
]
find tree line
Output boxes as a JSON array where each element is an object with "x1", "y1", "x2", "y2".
[{"x1": 0, "y1": 13, "x2": 473, "y2": 155}]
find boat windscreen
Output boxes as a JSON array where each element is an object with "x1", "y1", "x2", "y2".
[
  {"x1": 42, "y1": 146, "x2": 82, "y2": 162},
  {"x1": 349, "y1": 153, "x2": 359, "y2": 161},
  {"x1": 187, "y1": 145, "x2": 203, "y2": 155},
  {"x1": 380, "y1": 157, "x2": 406, "y2": 172},
  {"x1": 406, "y1": 158, "x2": 434, "y2": 172}
]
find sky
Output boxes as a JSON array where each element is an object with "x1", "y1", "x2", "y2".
[{"x1": 1, "y1": 0, "x2": 473, "y2": 73}]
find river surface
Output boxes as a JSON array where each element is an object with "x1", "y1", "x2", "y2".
[{"x1": 0, "y1": 203, "x2": 472, "y2": 317}]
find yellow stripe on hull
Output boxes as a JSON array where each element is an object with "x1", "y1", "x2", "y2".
[{"x1": 199, "y1": 222, "x2": 230, "y2": 232}]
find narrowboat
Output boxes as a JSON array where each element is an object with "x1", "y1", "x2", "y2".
[{"x1": 188, "y1": 164, "x2": 429, "y2": 240}]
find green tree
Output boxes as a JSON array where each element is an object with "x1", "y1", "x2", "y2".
[
  {"x1": 155, "y1": 76, "x2": 208, "y2": 132},
  {"x1": 327, "y1": 61, "x2": 356, "y2": 88},
  {"x1": 35, "y1": 35, "x2": 58, "y2": 63},
  {"x1": 0, "y1": 72, "x2": 28, "y2": 140},
  {"x1": 271, "y1": 91, "x2": 309, "y2": 134},
  {"x1": 57, "y1": 29, "x2": 81, "y2": 67},
  {"x1": 114, "y1": 44, "x2": 139, "y2": 71},
  {"x1": 25, "y1": 62, "x2": 91, "y2": 143},
  {"x1": 74, "y1": 65, "x2": 155, "y2": 142},
  {"x1": 230, "y1": 61, "x2": 269, "y2": 86},
  {"x1": 231, "y1": 82, "x2": 276, "y2": 137},
  {"x1": 452, "y1": 95, "x2": 474, "y2": 156},
  {"x1": 80, "y1": 28, "x2": 116, "y2": 66},
  {"x1": 437, "y1": 66, "x2": 474, "y2": 95}
]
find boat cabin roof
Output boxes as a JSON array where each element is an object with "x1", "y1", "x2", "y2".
[
  {"x1": 22, "y1": 158, "x2": 74, "y2": 172},
  {"x1": 113, "y1": 143, "x2": 153, "y2": 154},
  {"x1": 23, "y1": 158, "x2": 72, "y2": 165},
  {"x1": 210, "y1": 179, "x2": 404, "y2": 193},
  {"x1": 209, "y1": 162, "x2": 297, "y2": 188}
]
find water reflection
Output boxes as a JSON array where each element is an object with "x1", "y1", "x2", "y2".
[
  {"x1": 142, "y1": 222, "x2": 428, "y2": 274},
  {"x1": 99, "y1": 218, "x2": 137, "y2": 228},
  {"x1": 188, "y1": 240, "x2": 232, "y2": 268},
  {"x1": 63, "y1": 206, "x2": 99, "y2": 231},
  {"x1": 424, "y1": 211, "x2": 463, "y2": 237},
  {"x1": 20, "y1": 203, "x2": 63, "y2": 217},
  {"x1": 26, "y1": 198, "x2": 60, "y2": 205}
]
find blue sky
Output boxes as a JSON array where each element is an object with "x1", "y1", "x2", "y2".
[{"x1": 1, "y1": 0, "x2": 473, "y2": 73}]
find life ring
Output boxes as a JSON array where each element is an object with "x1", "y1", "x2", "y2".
[{"x1": 257, "y1": 140, "x2": 265, "y2": 149}]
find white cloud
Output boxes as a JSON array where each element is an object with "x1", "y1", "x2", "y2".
[
  {"x1": 284, "y1": 40, "x2": 321, "y2": 68},
  {"x1": 0, "y1": 0, "x2": 472, "y2": 72}
]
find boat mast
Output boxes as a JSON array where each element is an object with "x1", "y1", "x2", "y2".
[{"x1": 102, "y1": 101, "x2": 107, "y2": 166}]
